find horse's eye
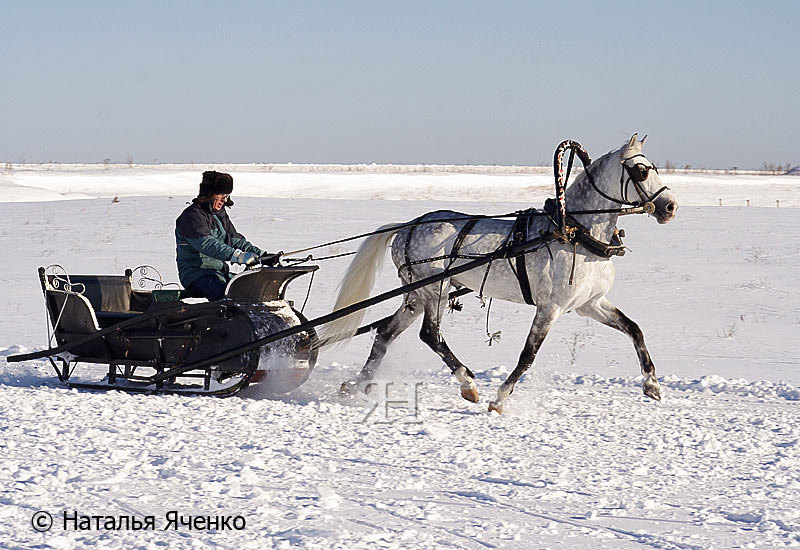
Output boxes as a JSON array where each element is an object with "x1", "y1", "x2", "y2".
[{"x1": 634, "y1": 165, "x2": 649, "y2": 182}]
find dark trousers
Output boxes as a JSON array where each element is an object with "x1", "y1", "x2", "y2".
[{"x1": 185, "y1": 273, "x2": 228, "y2": 301}]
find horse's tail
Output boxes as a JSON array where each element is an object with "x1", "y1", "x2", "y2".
[{"x1": 317, "y1": 223, "x2": 403, "y2": 346}]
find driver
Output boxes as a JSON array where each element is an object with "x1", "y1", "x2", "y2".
[{"x1": 175, "y1": 171, "x2": 280, "y2": 300}]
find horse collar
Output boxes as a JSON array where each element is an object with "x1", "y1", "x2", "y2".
[
  {"x1": 541, "y1": 199, "x2": 626, "y2": 258},
  {"x1": 563, "y1": 218, "x2": 627, "y2": 258}
]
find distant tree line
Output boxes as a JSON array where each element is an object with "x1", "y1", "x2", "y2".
[
  {"x1": 759, "y1": 162, "x2": 794, "y2": 174},
  {"x1": 659, "y1": 160, "x2": 795, "y2": 174}
]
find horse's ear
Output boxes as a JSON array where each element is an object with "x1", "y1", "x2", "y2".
[
  {"x1": 628, "y1": 133, "x2": 638, "y2": 149},
  {"x1": 640, "y1": 134, "x2": 648, "y2": 145}
]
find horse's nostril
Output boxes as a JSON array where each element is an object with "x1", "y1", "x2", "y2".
[{"x1": 666, "y1": 202, "x2": 677, "y2": 214}]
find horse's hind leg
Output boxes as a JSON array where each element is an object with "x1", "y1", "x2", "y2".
[
  {"x1": 489, "y1": 305, "x2": 561, "y2": 414},
  {"x1": 339, "y1": 291, "x2": 423, "y2": 396},
  {"x1": 576, "y1": 297, "x2": 661, "y2": 401},
  {"x1": 418, "y1": 296, "x2": 480, "y2": 403}
]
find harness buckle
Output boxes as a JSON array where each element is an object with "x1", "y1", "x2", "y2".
[
  {"x1": 611, "y1": 228, "x2": 625, "y2": 247},
  {"x1": 554, "y1": 225, "x2": 579, "y2": 244}
]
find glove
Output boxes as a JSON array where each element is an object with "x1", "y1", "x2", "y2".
[
  {"x1": 231, "y1": 250, "x2": 259, "y2": 266},
  {"x1": 260, "y1": 251, "x2": 283, "y2": 266}
]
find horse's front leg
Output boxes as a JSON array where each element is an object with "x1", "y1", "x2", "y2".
[
  {"x1": 576, "y1": 297, "x2": 661, "y2": 400},
  {"x1": 489, "y1": 306, "x2": 562, "y2": 414}
]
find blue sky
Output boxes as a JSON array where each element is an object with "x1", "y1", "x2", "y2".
[{"x1": 2, "y1": 1, "x2": 798, "y2": 168}]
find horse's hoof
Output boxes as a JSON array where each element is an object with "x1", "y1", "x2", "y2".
[
  {"x1": 643, "y1": 381, "x2": 662, "y2": 401},
  {"x1": 487, "y1": 401, "x2": 504, "y2": 414},
  {"x1": 339, "y1": 380, "x2": 358, "y2": 398},
  {"x1": 461, "y1": 385, "x2": 479, "y2": 403}
]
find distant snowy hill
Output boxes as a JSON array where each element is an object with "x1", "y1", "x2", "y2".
[{"x1": 2, "y1": 163, "x2": 800, "y2": 207}]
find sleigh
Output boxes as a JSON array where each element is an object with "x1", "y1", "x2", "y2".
[{"x1": 12, "y1": 264, "x2": 318, "y2": 397}]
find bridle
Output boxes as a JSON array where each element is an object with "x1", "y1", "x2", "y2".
[
  {"x1": 549, "y1": 139, "x2": 674, "y2": 266},
  {"x1": 588, "y1": 153, "x2": 670, "y2": 207}
]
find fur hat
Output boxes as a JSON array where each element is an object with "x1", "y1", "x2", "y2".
[{"x1": 196, "y1": 171, "x2": 234, "y2": 206}]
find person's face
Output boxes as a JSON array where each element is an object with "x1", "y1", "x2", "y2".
[{"x1": 211, "y1": 194, "x2": 228, "y2": 211}]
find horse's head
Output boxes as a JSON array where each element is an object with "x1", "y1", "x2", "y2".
[{"x1": 619, "y1": 134, "x2": 677, "y2": 224}]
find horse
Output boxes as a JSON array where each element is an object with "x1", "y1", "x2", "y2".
[{"x1": 321, "y1": 135, "x2": 677, "y2": 413}]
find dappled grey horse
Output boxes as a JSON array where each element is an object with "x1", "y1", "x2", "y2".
[{"x1": 322, "y1": 135, "x2": 677, "y2": 412}]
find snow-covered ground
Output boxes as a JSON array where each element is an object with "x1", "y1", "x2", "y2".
[{"x1": 1, "y1": 166, "x2": 798, "y2": 549}]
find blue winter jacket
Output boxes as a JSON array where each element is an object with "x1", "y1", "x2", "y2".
[{"x1": 175, "y1": 201, "x2": 263, "y2": 288}]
